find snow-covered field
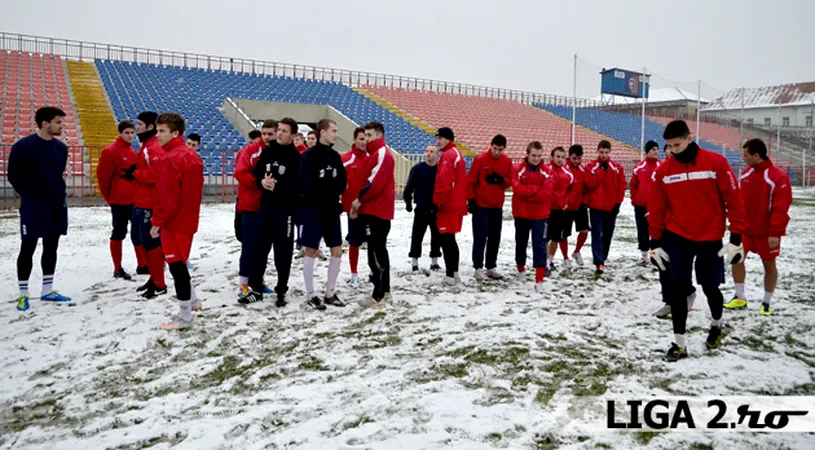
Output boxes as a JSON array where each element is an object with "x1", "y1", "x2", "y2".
[{"x1": 1, "y1": 191, "x2": 814, "y2": 450}]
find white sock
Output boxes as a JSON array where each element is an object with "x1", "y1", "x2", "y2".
[
  {"x1": 190, "y1": 281, "x2": 197, "y2": 302},
  {"x1": 411, "y1": 257, "x2": 418, "y2": 267},
  {"x1": 431, "y1": 257, "x2": 438, "y2": 266},
  {"x1": 675, "y1": 334, "x2": 686, "y2": 349},
  {"x1": 19, "y1": 280, "x2": 29, "y2": 297},
  {"x1": 711, "y1": 318, "x2": 723, "y2": 328},
  {"x1": 42, "y1": 275, "x2": 54, "y2": 294},
  {"x1": 326, "y1": 256, "x2": 342, "y2": 297},
  {"x1": 303, "y1": 256, "x2": 316, "y2": 298},
  {"x1": 641, "y1": 251, "x2": 648, "y2": 259},
  {"x1": 763, "y1": 291, "x2": 773, "y2": 306},
  {"x1": 238, "y1": 275, "x2": 248, "y2": 286},
  {"x1": 734, "y1": 283, "x2": 745, "y2": 298},
  {"x1": 179, "y1": 300, "x2": 193, "y2": 322}
]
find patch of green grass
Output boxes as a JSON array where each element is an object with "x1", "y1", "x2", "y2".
[
  {"x1": 297, "y1": 356, "x2": 330, "y2": 371},
  {"x1": 533, "y1": 433, "x2": 559, "y2": 450},
  {"x1": 573, "y1": 381, "x2": 607, "y2": 396},
  {"x1": 740, "y1": 336, "x2": 775, "y2": 352},
  {"x1": 635, "y1": 431, "x2": 657, "y2": 445},
  {"x1": 535, "y1": 385, "x2": 557, "y2": 405},
  {"x1": 690, "y1": 444, "x2": 714, "y2": 450},
  {"x1": 343, "y1": 415, "x2": 374, "y2": 430},
  {"x1": 595, "y1": 444, "x2": 612, "y2": 449},
  {"x1": 486, "y1": 432, "x2": 503, "y2": 441},
  {"x1": 649, "y1": 377, "x2": 675, "y2": 392}
]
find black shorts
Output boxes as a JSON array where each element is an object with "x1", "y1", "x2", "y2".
[
  {"x1": 564, "y1": 204, "x2": 590, "y2": 236},
  {"x1": 546, "y1": 209, "x2": 567, "y2": 242},
  {"x1": 663, "y1": 230, "x2": 724, "y2": 286},
  {"x1": 299, "y1": 206, "x2": 343, "y2": 249}
]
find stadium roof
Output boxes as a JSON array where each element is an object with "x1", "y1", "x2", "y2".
[
  {"x1": 593, "y1": 87, "x2": 708, "y2": 105},
  {"x1": 702, "y1": 82, "x2": 815, "y2": 111}
]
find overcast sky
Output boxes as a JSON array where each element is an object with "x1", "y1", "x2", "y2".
[{"x1": 2, "y1": 0, "x2": 812, "y2": 98}]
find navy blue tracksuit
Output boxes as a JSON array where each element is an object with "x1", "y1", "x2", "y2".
[
  {"x1": 404, "y1": 162, "x2": 440, "y2": 259},
  {"x1": 298, "y1": 143, "x2": 347, "y2": 249},
  {"x1": 472, "y1": 206, "x2": 502, "y2": 270},
  {"x1": 251, "y1": 141, "x2": 301, "y2": 296}
]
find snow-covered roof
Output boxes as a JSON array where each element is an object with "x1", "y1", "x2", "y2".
[
  {"x1": 592, "y1": 87, "x2": 708, "y2": 105},
  {"x1": 702, "y1": 82, "x2": 815, "y2": 111}
]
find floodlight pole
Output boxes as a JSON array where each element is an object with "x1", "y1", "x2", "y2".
[
  {"x1": 696, "y1": 79, "x2": 701, "y2": 144},
  {"x1": 640, "y1": 67, "x2": 646, "y2": 161},
  {"x1": 572, "y1": 54, "x2": 577, "y2": 146}
]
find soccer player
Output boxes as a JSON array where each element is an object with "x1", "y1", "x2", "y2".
[
  {"x1": 467, "y1": 134, "x2": 512, "y2": 280},
  {"x1": 648, "y1": 120, "x2": 746, "y2": 361},
  {"x1": 234, "y1": 129, "x2": 263, "y2": 244},
  {"x1": 150, "y1": 113, "x2": 204, "y2": 329},
  {"x1": 8, "y1": 106, "x2": 72, "y2": 311},
  {"x1": 560, "y1": 144, "x2": 590, "y2": 266},
  {"x1": 341, "y1": 127, "x2": 369, "y2": 285},
  {"x1": 546, "y1": 146, "x2": 574, "y2": 271},
  {"x1": 300, "y1": 119, "x2": 348, "y2": 309},
  {"x1": 511, "y1": 141, "x2": 553, "y2": 293},
  {"x1": 233, "y1": 122, "x2": 275, "y2": 298},
  {"x1": 245, "y1": 118, "x2": 300, "y2": 306},
  {"x1": 630, "y1": 140, "x2": 661, "y2": 266},
  {"x1": 186, "y1": 133, "x2": 201, "y2": 152},
  {"x1": 726, "y1": 138, "x2": 792, "y2": 316},
  {"x1": 97, "y1": 120, "x2": 140, "y2": 280},
  {"x1": 351, "y1": 121, "x2": 395, "y2": 307},
  {"x1": 294, "y1": 132, "x2": 308, "y2": 153},
  {"x1": 306, "y1": 130, "x2": 317, "y2": 148},
  {"x1": 404, "y1": 145, "x2": 442, "y2": 272},
  {"x1": 132, "y1": 111, "x2": 167, "y2": 298},
  {"x1": 433, "y1": 127, "x2": 468, "y2": 285},
  {"x1": 584, "y1": 140, "x2": 626, "y2": 277}
]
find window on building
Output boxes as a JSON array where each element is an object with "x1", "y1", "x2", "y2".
[
  {"x1": 782, "y1": 117, "x2": 790, "y2": 127},
  {"x1": 806, "y1": 115, "x2": 813, "y2": 128},
  {"x1": 764, "y1": 117, "x2": 772, "y2": 126},
  {"x1": 747, "y1": 118, "x2": 754, "y2": 125}
]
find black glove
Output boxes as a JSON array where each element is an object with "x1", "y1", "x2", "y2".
[
  {"x1": 405, "y1": 201, "x2": 413, "y2": 213},
  {"x1": 485, "y1": 173, "x2": 505, "y2": 185},
  {"x1": 600, "y1": 161, "x2": 609, "y2": 170},
  {"x1": 121, "y1": 164, "x2": 137, "y2": 181},
  {"x1": 611, "y1": 203, "x2": 620, "y2": 216},
  {"x1": 468, "y1": 199, "x2": 477, "y2": 214}
]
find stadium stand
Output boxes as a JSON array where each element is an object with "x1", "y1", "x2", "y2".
[{"x1": 365, "y1": 86, "x2": 640, "y2": 161}]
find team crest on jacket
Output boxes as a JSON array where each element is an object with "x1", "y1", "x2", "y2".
[{"x1": 278, "y1": 165, "x2": 286, "y2": 175}]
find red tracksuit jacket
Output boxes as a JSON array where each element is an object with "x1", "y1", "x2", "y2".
[
  {"x1": 739, "y1": 159, "x2": 792, "y2": 238},
  {"x1": 585, "y1": 158, "x2": 627, "y2": 212},
  {"x1": 296, "y1": 143, "x2": 308, "y2": 154},
  {"x1": 630, "y1": 158, "x2": 660, "y2": 208},
  {"x1": 341, "y1": 146, "x2": 368, "y2": 213},
  {"x1": 565, "y1": 160, "x2": 586, "y2": 212},
  {"x1": 97, "y1": 136, "x2": 138, "y2": 205},
  {"x1": 548, "y1": 161, "x2": 575, "y2": 211},
  {"x1": 648, "y1": 144, "x2": 746, "y2": 242},
  {"x1": 234, "y1": 142, "x2": 263, "y2": 213},
  {"x1": 511, "y1": 159, "x2": 554, "y2": 220},
  {"x1": 466, "y1": 150, "x2": 513, "y2": 209},
  {"x1": 358, "y1": 138, "x2": 395, "y2": 220},
  {"x1": 434, "y1": 142, "x2": 468, "y2": 216},
  {"x1": 134, "y1": 135, "x2": 166, "y2": 210},
  {"x1": 151, "y1": 136, "x2": 204, "y2": 235}
]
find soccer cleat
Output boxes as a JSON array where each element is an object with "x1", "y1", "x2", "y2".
[
  {"x1": 517, "y1": 271, "x2": 526, "y2": 282},
  {"x1": 358, "y1": 296, "x2": 385, "y2": 308},
  {"x1": 317, "y1": 250, "x2": 328, "y2": 261},
  {"x1": 665, "y1": 343, "x2": 688, "y2": 362},
  {"x1": 534, "y1": 282, "x2": 546, "y2": 294},
  {"x1": 136, "y1": 266, "x2": 150, "y2": 275},
  {"x1": 724, "y1": 296, "x2": 747, "y2": 309},
  {"x1": 759, "y1": 303, "x2": 773, "y2": 316},
  {"x1": 41, "y1": 291, "x2": 71, "y2": 302},
  {"x1": 572, "y1": 251, "x2": 584, "y2": 266},
  {"x1": 141, "y1": 285, "x2": 167, "y2": 299},
  {"x1": 412, "y1": 265, "x2": 419, "y2": 272},
  {"x1": 191, "y1": 299, "x2": 203, "y2": 312},
  {"x1": 653, "y1": 303, "x2": 672, "y2": 318},
  {"x1": 429, "y1": 263, "x2": 442, "y2": 271},
  {"x1": 474, "y1": 269, "x2": 487, "y2": 281},
  {"x1": 486, "y1": 269, "x2": 503, "y2": 280},
  {"x1": 307, "y1": 296, "x2": 327, "y2": 311},
  {"x1": 706, "y1": 325, "x2": 723, "y2": 349},
  {"x1": 444, "y1": 275, "x2": 459, "y2": 286},
  {"x1": 562, "y1": 259, "x2": 573, "y2": 269},
  {"x1": 114, "y1": 269, "x2": 132, "y2": 280},
  {"x1": 324, "y1": 294, "x2": 346, "y2": 307},
  {"x1": 136, "y1": 279, "x2": 154, "y2": 293},
  {"x1": 161, "y1": 316, "x2": 194, "y2": 330},
  {"x1": 238, "y1": 285, "x2": 250, "y2": 299},
  {"x1": 16, "y1": 295, "x2": 30, "y2": 311},
  {"x1": 263, "y1": 285, "x2": 275, "y2": 295},
  {"x1": 238, "y1": 291, "x2": 263, "y2": 305},
  {"x1": 349, "y1": 273, "x2": 361, "y2": 287},
  {"x1": 594, "y1": 265, "x2": 605, "y2": 279},
  {"x1": 687, "y1": 292, "x2": 697, "y2": 311},
  {"x1": 275, "y1": 294, "x2": 287, "y2": 308},
  {"x1": 382, "y1": 292, "x2": 393, "y2": 303}
]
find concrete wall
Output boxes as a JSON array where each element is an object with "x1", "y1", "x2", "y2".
[{"x1": 222, "y1": 98, "x2": 256, "y2": 138}]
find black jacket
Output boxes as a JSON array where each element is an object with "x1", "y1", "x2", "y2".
[
  {"x1": 298, "y1": 143, "x2": 347, "y2": 214},
  {"x1": 404, "y1": 161, "x2": 437, "y2": 209},
  {"x1": 253, "y1": 141, "x2": 301, "y2": 213}
]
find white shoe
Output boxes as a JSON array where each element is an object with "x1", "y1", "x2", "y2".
[
  {"x1": 349, "y1": 273, "x2": 361, "y2": 287},
  {"x1": 653, "y1": 304, "x2": 672, "y2": 318},
  {"x1": 382, "y1": 292, "x2": 393, "y2": 303},
  {"x1": 358, "y1": 296, "x2": 385, "y2": 308},
  {"x1": 486, "y1": 268, "x2": 503, "y2": 280},
  {"x1": 517, "y1": 271, "x2": 526, "y2": 282},
  {"x1": 534, "y1": 282, "x2": 546, "y2": 294},
  {"x1": 638, "y1": 257, "x2": 649, "y2": 267},
  {"x1": 191, "y1": 299, "x2": 203, "y2": 312},
  {"x1": 161, "y1": 315, "x2": 194, "y2": 330},
  {"x1": 572, "y1": 251, "x2": 584, "y2": 266},
  {"x1": 562, "y1": 259, "x2": 573, "y2": 269},
  {"x1": 687, "y1": 292, "x2": 696, "y2": 311},
  {"x1": 474, "y1": 269, "x2": 487, "y2": 281}
]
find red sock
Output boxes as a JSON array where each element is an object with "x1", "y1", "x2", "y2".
[
  {"x1": 575, "y1": 231, "x2": 588, "y2": 252},
  {"x1": 147, "y1": 248, "x2": 167, "y2": 289},
  {"x1": 516, "y1": 265, "x2": 525, "y2": 273},
  {"x1": 134, "y1": 244, "x2": 147, "y2": 268},
  {"x1": 559, "y1": 240, "x2": 569, "y2": 259},
  {"x1": 110, "y1": 240, "x2": 123, "y2": 271},
  {"x1": 535, "y1": 267, "x2": 547, "y2": 283},
  {"x1": 349, "y1": 245, "x2": 359, "y2": 274}
]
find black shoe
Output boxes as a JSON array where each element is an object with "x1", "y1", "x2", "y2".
[
  {"x1": 141, "y1": 285, "x2": 167, "y2": 299},
  {"x1": 239, "y1": 291, "x2": 263, "y2": 305},
  {"x1": 324, "y1": 294, "x2": 346, "y2": 307},
  {"x1": 706, "y1": 325, "x2": 723, "y2": 349},
  {"x1": 114, "y1": 269, "x2": 132, "y2": 281},
  {"x1": 665, "y1": 343, "x2": 688, "y2": 362},
  {"x1": 412, "y1": 265, "x2": 419, "y2": 272},
  {"x1": 430, "y1": 264, "x2": 441, "y2": 271},
  {"x1": 136, "y1": 266, "x2": 149, "y2": 275},
  {"x1": 136, "y1": 278, "x2": 155, "y2": 292},
  {"x1": 275, "y1": 294, "x2": 287, "y2": 308},
  {"x1": 307, "y1": 296, "x2": 326, "y2": 311}
]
